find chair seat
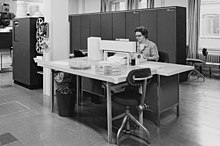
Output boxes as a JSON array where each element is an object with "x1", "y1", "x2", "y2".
[
  {"x1": 112, "y1": 90, "x2": 141, "y2": 106},
  {"x1": 186, "y1": 58, "x2": 205, "y2": 64}
]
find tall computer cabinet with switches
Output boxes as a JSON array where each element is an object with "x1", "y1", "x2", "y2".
[{"x1": 12, "y1": 17, "x2": 42, "y2": 89}]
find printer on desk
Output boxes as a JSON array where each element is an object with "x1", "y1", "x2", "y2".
[{"x1": 87, "y1": 37, "x2": 137, "y2": 65}]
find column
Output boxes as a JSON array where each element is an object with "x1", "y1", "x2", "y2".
[
  {"x1": 43, "y1": 0, "x2": 69, "y2": 96},
  {"x1": 15, "y1": 0, "x2": 28, "y2": 18}
]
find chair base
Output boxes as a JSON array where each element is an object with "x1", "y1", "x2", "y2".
[
  {"x1": 115, "y1": 112, "x2": 150, "y2": 145},
  {"x1": 188, "y1": 69, "x2": 205, "y2": 82},
  {"x1": 119, "y1": 128, "x2": 151, "y2": 146}
]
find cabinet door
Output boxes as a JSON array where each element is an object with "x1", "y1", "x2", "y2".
[
  {"x1": 140, "y1": 9, "x2": 157, "y2": 44},
  {"x1": 113, "y1": 12, "x2": 126, "y2": 40},
  {"x1": 176, "y1": 7, "x2": 186, "y2": 65},
  {"x1": 125, "y1": 11, "x2": 140, "y2": 41},
  {"x1": 157, "y1": 8, "x2": 176, "y2": 63},
  {"x1": 70, "y1": 15, "x2": 80, "y2": 53},
  {"x1": 13, "y1": 18, "x2": 30, "y2": 84},
  {"x1": 90, "y1": 14, "x2": 101, "y2": 37},
  {"x1": 80, "y1": 15, "x2": 90, "y2": 50},
  {"x1": 101, "y1": 13, "x2": 113, "y2": 40}
]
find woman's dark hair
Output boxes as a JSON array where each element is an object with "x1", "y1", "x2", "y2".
[{"x1": 135, "y1": 26, "x2": 148, "y2": 38}]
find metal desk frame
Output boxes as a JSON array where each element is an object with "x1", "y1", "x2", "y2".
[{"x1": 35, "y1": 57, "x2": 194, "y2": 144}]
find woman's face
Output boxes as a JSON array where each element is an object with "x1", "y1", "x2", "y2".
[{"x1": 135, "y1": 31, "x2": 145, "y2": 43}]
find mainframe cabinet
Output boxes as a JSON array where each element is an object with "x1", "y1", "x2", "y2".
[
  {"x1": 125, "y1": 10, "x2": 140, "y2": 41},
  {"x1": 156, "y1": 7, "x2": 186, "y2": 64},
  {"x1": 139, "y1": 9, "x2": 157, "y2": 44},
  {"x1": 12, "y1": 17, "x2": 42, "y2": 89},
  {"x1": 101, "y1": 13, "x2": 113, "y2": 40},
  {"x1": 80, "y1": 14, "x2": 90, "y2": 51},
  {"x1": 69, "y1": 15, "x2": 80, "y2": 53},
  {"x1": 112, "y1": 12, "x2": 126, "y2": 40}
]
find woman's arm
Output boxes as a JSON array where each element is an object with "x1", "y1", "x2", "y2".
[
  {"x1": 151, "y1": 45, "x2": 159, "y2": 61},
  {"x1": 143, "y1": 44, "x2": 159, "y2": 61}
]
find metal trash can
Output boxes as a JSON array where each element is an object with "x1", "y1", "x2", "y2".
[{"x1": 56, "y1": 87, "x2": 76, "y2": 117}]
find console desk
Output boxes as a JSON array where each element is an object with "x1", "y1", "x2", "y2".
[{"x1": 34, "y1": 57, "x2": 194, "y2": 144}]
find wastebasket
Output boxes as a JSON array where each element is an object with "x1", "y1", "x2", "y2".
[{"x1": 56, "y1": 87, "x2": 76, "y2": 117}]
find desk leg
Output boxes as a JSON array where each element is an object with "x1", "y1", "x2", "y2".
[
  {"x1": 76, "y1": 75, "x2": 82, "y2": 107},
  {"x1": 0, "y1": 54, "x2": 2, "y2": 72},
  {"x1": 51, "y1": 69, "x2": 55, "y2": 112},
  {"x1": 106, "y1": 82, "x2": 112, "y2": 143},
  {"x1": 177, "y1": 74, "x2": 180, "y2": 117},
  {"x1": 156, "y1": 75, "x2": 161, "y2": 127}
]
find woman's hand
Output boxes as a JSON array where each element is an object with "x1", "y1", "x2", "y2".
[{"x1": 138, "y1": 54, "x2": 147, "y2": 63}]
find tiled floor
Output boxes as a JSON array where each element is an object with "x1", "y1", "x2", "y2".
[
  {"x1": 0, "y1": 72, "x2": 118, "y2": 146},
  {"x1": 1, "y1": 71, "x2": 220, "y2": 146}
]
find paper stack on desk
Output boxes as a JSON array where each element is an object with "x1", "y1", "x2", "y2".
[{"x1": 107, "y1": 53, "x2": 127, "y2": 65}]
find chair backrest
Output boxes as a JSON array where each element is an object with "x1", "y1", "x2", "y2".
[
  {"x1": 158, "y1": 51, "x2": 169, "y2": 63},
  {"x1": 126, "y1": 68, "x2": 151, "y2": 87},
  {"x1": 202, "y1": 48, "x2": 208, "y2": 57},
  {"x1": 126, "y1": 68, "x2": 152, "y2": 105}
]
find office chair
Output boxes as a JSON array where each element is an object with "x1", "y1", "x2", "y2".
[
  {"x1": 158, "y1": 51, "x2": 169, "y2": 63},
  {"x1": 112, "y1": 68, "x2": 152, "y2": 145}
]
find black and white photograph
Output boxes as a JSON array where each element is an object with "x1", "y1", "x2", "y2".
[{"x1": 0, "y1": 0, "x2": 220, "y2": 145}]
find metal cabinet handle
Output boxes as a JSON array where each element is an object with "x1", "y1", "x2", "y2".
[{"x1": 167, "y1": 8, "x2": 174, "y2": 12}]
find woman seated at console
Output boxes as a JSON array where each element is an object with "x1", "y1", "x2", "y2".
[{"x1": 135, "y1": 26, "x2": 159, "y2": 62}]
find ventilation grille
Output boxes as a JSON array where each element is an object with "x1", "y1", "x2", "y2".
[{"x1": 198, "y1": 54, "x2": 220, "y2": 63}]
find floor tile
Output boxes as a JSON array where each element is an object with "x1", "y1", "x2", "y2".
[
  {"x1": 0, "y1": 101, "x2": 30, "y2": 117},
  {"x1": 0, "y1": 133, "x2": 17, "y2": 145}
]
